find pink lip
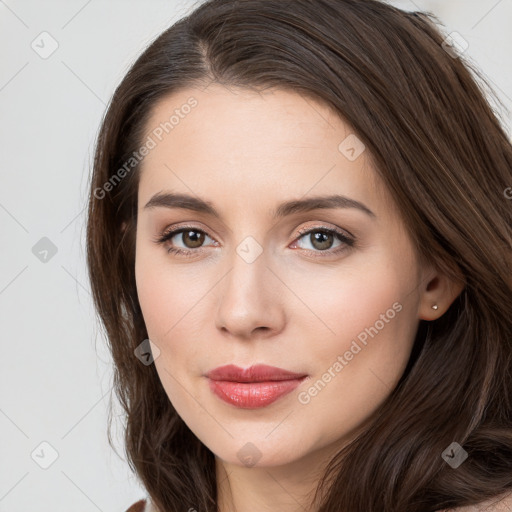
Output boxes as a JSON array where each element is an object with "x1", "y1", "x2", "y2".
[
  {"x1": 206, "y1": 364, "x2": 307, "y2": 382},
  {"x1": 205, "y1": 364, "x2": 308, "y2": 409}
]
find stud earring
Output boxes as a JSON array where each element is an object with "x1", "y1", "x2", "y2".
[{"x1": 432, "y1": 304, "x2": 438, "y2": 310}]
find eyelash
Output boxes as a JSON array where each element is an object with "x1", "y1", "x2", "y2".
[{"x1": 153, "y1": 224, "x2": 355, "y2": 259}]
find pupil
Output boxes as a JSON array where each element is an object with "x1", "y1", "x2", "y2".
[
  {"x1": 184, "y1": 230, "x2": 204, "y2": 248},
  {"x1": 312, "y1": 231, "x2": 332, "y2": 250}
]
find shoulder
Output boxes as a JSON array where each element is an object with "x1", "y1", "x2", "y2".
[{"x1": 440, "y1": 492, "x2": 512, "y2": 511}]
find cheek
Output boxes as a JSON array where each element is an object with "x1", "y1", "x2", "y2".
[
  {"x1": 294, "y1": 261, "x2": 405, "y2": 337},
  {"x1": 134, "y1": 251, "x2": 215, "y2": 425},
  {"x1": 290, "y1": 269, "x2": 417, "y2": 440},
  {"x1": 135, "y1": 254, "x2": 206, "y2": 406},
  {"x1": 293, "y1": 256, "x2": 417, "y2": 387},
  {"x1": 134, "y1": 243, "x2": 212, "y2": 357},
  {"x1": 135, "y1": 243, "x2": 161, "y2": 336}
]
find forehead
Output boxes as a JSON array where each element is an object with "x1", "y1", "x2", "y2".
[{"x1": 137, "y1": 84, "x2": 386, "y2": 215}]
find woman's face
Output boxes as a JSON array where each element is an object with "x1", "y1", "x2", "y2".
[{"x1": 134, "y1": 84, "x2": 431, "y2": 469}]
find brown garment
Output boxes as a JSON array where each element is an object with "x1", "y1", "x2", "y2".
[
  {"x1": 125, "y1": 498, "x2": 147, "y2": 512},
  {"x1": 125, "y1": 493, "x2": 512, "y2": 511}
]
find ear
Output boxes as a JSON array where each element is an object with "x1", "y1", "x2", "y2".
[
  {"x1": 417, "y1": 262, "x2": 466, "y2": 321},
  {"x1": 121, "y1": 221, "x2": 128, "y2": 233}
]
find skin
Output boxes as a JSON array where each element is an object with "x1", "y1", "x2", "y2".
[{"x1": 134, "y1": 83, "x2": 463, "y2": 512}]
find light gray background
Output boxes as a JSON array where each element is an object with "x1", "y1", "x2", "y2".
[{"x1": 1, "y1": 1, "x2": 511, "y2": 511}]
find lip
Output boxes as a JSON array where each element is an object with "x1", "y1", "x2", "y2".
[
  {"x1": 205, "y1": 364, "x2": 309, "y2": 409},
  {"x1": 206, "y1": 364, "x2": 307, "y2": 382}
]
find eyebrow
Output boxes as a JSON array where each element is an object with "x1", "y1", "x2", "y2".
[{"x1": 144, "y1": 192, "x2": 376, "y2": 219}]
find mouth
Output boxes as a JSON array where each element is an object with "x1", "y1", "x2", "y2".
[
  {"x1": 206, "y1": 363, "x2": 308, "y2": 382},
  {"x1": 205, "y1": 364, "x2": 309, "y2": 409}
]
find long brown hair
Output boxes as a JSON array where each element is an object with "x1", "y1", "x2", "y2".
[{"x1": 86, "y1": 1, "x2": 512, "y2": 510}]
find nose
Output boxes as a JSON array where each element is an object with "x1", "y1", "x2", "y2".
[{"x1": 214, "y1": 247, "x2": 286, "y2": 340}]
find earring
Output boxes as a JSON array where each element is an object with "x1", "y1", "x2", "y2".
[{"x1": 432, "y1": 304, "x2": 438, "y2": 310}]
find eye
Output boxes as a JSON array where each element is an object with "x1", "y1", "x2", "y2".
[
  {"x1": 153, "y1": 226, "x2": 216, "y2": 257},
  {"x1": 290, "y1": 226, "x2": 355, "y2": 257},
  {"x1": 153, "y1": 224, "x2": 356, "y2": 258}
]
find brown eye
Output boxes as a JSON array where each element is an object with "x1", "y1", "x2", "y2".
[
  {"x1": 291, "y1": 226, "x2": 355, "y2": 257},
  {"x1": 154, "y1": 226, "x2": 215, "y2": 257},
  {"x1": 308, "y1": 231, "x2": 335, "y2": 251},
  {"x1": 180, "y1": 229, "x2": 205, "y2": 248}
]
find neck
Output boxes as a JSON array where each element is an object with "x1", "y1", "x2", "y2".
[{"x1": 215, "y1": 438, "x2": 346, "y2": 512}]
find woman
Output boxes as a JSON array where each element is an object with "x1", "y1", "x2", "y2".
[{"x1": 86, "y1": 0, "x2": 512, "y2": 510}]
